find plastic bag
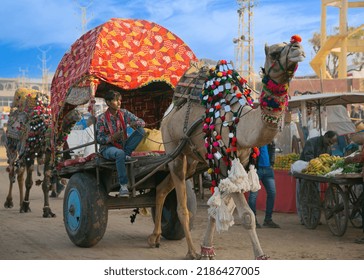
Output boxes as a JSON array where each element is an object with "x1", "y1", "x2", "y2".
[{"x1": 290, "y1": 160, "x2": 308, "y2": 173}]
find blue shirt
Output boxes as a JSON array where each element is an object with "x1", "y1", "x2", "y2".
[{"x1": 258, "y1": 145, "x2": 270, "y2": 167}]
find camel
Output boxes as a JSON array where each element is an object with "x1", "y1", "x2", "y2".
[
  {"x1": 148, "y1": 35, "x2": 305, "y2": 259},
  {"x1": 4, "y1": 87, "x2": 55, "y2": 218}
]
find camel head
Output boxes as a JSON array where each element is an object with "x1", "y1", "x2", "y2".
[
  {"x1": 259, "y1": 35, "x2": 305, "y2": 127},
  {"x1": 263, "y1": 35, "x2": 305, "y2": 85}
]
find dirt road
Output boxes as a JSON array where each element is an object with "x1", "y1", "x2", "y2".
[{"x1": 0, "y1": 146, "x2": 363, "y2": 260}]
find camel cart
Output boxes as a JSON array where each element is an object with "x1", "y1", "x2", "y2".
[{"x1": 50, "y1": 18, "x2": 200, "y2": 247}]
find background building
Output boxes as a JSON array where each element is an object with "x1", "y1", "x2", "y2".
[{"x1": 0, "y1": 77, "x2": 49, "y2": 113}]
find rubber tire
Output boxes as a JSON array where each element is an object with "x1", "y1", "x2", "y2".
[
  {"x1": 63, "y1": 172, "x2": 108, "y2": 247},
  {"x1": 300, "y1": 180, "x2": 321, "y2": 229},
  {"x1": 152, "y1": 179, "x2": 197, "y2": 240},
  {"x1": 324, "y1": 184, "x2": 349, "y2": 237}
]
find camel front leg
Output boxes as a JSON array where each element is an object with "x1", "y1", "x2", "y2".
[
  {"x1": 148, "y1": 174, "x2": 173, "y2": 248},
  {"x1": 231, "y1": 192, "x2": 269, "y2": 260},
  {"x1": 200, "y1": 215, "x2": 217, "y2": 260},
  {"x1": 170, "y1": 156, "x2": 199, "y2": 260},
  {"x1": 20, "y1": 164, "x2": 33, "y2": 213},
  {"x1": 4, "y1": 165, "x2": 16, "y2": 208}
]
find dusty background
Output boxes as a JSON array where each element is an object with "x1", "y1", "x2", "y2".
[{"x1": 0, "y1": 145, "x2": 363, "y2": 260}]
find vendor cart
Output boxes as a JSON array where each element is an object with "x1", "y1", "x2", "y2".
[
  {"x1": 50, "y1": 18, "x2": 200, "y2": 247},
  {"x1": 292, "y1": 171, "x2": 363, "y2": 236}
]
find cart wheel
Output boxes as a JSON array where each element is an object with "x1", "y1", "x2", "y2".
[
  {"x1": 63, "y1": 172, "x2": 108, "y2": 247},
  {"x1": 324, "y1": 183, "x2": 349, "y2": 236},
  {"x1": 348, "y1": 185, "x2": 363, "y2": 229},
  {"x1": 152, "y1": 179, "x2": 197, "y2": 240},
  {"x1": 300, "y1": 180, "x2": 321, "y2": 229}
]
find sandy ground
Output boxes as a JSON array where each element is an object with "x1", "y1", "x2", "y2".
[{"x1": 0, "y1": 145, "x2": 363, "y2": 260}]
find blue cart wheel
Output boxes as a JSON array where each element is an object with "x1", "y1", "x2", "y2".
[
  {"x1": 65, "y1": 188, "x2": 82, "y2": 232},
  {"x1": 63, "y1": 173, "x2": 108, "y2": 247}
]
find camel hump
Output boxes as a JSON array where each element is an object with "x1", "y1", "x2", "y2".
[
  {"x1": 13, "y1": 87, "x2": 50, "y2": 113},
  {"x1": 173, "y1": 60, "x2": 209, "y2": 102}
]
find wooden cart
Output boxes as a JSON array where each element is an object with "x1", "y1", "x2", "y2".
[{"x1": 293, "y1": 172, "x2": 363, "y2": 236}]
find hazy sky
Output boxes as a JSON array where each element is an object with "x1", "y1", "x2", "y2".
[{"x1": 0, "y1": 0, "x2": 363, "y2": 79}]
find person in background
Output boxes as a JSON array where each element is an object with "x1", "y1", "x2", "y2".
[
  {"x1": 248, "y1": 141, "x2": 280, "y2": 228},
  {"x1": 96, "y1": 90, "x2": 145, "y2": 198},
  {"x1": 358, "y1": 105, "x2": 364, "y2": 121},
  {"x1": 350, "y1": 105, "x2": 360, "y2": 125},
  {"x1": 296, "y1": 130, "x2": 338, "y2": 224}
]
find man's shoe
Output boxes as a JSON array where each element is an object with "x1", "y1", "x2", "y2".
[
  {"x1": 118, "y1": 184, "x2": 129, "y2": 198},
  {"x1": 126, "y1": 155, "x2": 132, "y2": 161},
  {"x1": 255, "y1": 221, "x2": 261, "y2": 228},
  {"x1": 263, "y1": 220, "x2": 280, "y2": 228}
]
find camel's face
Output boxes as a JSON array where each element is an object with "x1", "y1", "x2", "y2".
[{"x1": 264, "y1": 40, "x2": 305, "y2": 84}]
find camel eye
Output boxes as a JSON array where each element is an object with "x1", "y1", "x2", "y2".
[{"x1": 269, "y1": 48, "x2": 284, "y2": 60}]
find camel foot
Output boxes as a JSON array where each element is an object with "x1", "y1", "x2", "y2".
[
  {"x1": 4, "y1": 198, "x2": 14, "y2": 209},
  {"x1": 43, "y1": 207, "x2": 56, "y2": 218},
  {"x1": 200, "y1": 255, "x2": 216, "y2": 260},
  {"x1": 20, "y1": 201, "x2": 31, "y2": 213},
  {"x1": 200, "y1": 245, "x2": 216, "y2": 260},
  {"x1": 256, "y1": 254, "x2": 270, "y2": 260},
  {"x1": 185, "y1": 251, "x2": 201, "y2": 260},
  {"x1": 147, "y1": 234, "x2": 160, "y2": 248}
]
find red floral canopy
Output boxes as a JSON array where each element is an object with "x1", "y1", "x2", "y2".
[{"x1": 50, "y1": 18, "x2": 197, "y2": 133}]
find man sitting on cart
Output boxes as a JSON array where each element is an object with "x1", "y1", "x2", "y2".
[{"x1": 96, "y1": 90, "x2": 145, "y2": 198}]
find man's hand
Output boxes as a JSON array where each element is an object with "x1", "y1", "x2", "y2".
[
  {"x1": 111, "y1": 131, "x2": 124, "y2": 141},
  {"x1": 129, "y1": 121, "x2": 138, "y2": 130}
]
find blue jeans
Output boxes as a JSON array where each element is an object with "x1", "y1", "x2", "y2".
[
  {"x1": 101, "y1": 127, "x2": 145, "y2": 185},
  {"x1": 248, "y1": 166, "x2": 276, "y2": 222}
]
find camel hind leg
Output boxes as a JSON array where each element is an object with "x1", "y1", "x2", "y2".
[
  {"x1": 169, "y1": 155, "x2": 199, "y2": 259},
  {"x1": 41, "y1": 170, "x2": 56, "y2": 218},
  {"x1": 148, "y1": 174, "x2": 174, "y2": 248}
]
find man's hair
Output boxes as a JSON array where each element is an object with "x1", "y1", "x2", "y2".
[
  {"x1": 104, "y1": 90, "x2": 121, "y2": 102},
  {"x1": 324, "y1": 130, "x2": 338, "y2": 139}
]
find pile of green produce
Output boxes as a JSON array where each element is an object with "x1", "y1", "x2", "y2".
[{"x1": 331, "y1": 158, "x2": 363, "y2": 174}]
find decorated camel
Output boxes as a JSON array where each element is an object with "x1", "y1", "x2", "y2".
[
  {"x1": 4, "y1": 87, "x2": 55, "y2": 217},
  {"x1": 148, "y1": 35, "x2": 305, "y2": 259}
]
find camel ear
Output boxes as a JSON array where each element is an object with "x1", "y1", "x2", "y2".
[{"x1": 264, "y1": 43, "x2": 269, "y2": 56}]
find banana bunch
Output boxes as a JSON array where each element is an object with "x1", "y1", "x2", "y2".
[
  {"x1": 302, "y1": 154, "x2": 342, "y2": 175},
  {"x1": 274, "y1": 153, "x2": 300, "y2": 170}
]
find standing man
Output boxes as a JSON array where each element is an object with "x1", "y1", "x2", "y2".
[
  {"x1": 96, "y1": 90, "x2": 145, "y2": 198},
  {"x1": 248, "y1": 142, "x2": 280, "y2": 228}
]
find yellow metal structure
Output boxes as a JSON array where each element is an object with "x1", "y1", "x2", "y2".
[{"x1": 310, "y1": 0, "x2": 364, "y2": 79}]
